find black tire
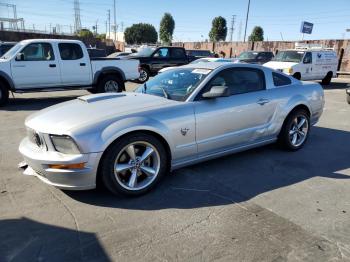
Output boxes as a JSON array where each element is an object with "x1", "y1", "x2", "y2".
[
  {"x1": 96, "y1": 74, "x2": 124, "y2": 93},
  {"x1": 0, "y1": 82, "x2": 9, "y2": 107},
  {"x1": 321, "y1": 72, "x2": 332, "y2": 85},
  {"x1": 137, "y1": 67, "x2": 150, "y2": 83},
  {"x1": 278, "y1": 109, "x2": 310, "y2": 151},
  {"x1": 292, "y1": 73, "x2": 301, "y2": 80},
  {"x1": 100, "y1": 133, "x2": 168, "y2": 196}
]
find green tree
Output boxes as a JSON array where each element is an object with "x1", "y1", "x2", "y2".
[
  {"x1": 124, "y1": 23, "x2": 158, "y2": 45},
  {"x1": 209, "y1": 16, "x2": 227, "y2": 42},
  {"x1": 159, "y1": 13, "x2": 175, "y2": 44},
  {"x1": 248, "y1": 26, "x2": 264, "y2": 42},
  {"x1": 77, "y1": 29, "x2": 93, "y2": 38},
  {"x1": 96, "y1": 33, "x2": 106, "y2": 40}
]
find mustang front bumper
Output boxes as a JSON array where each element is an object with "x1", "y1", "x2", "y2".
[{"x1": 19, "y1": 137, "x2": 103, "y2": 190}]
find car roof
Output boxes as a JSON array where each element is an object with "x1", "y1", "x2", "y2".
[{"x1": 20, "y1": 39, "x2": 83, "y2": 44}]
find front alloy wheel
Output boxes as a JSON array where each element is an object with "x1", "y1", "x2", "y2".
[
  {"x1": 114, "y1": 142, "x2": 160, "y2": 191},
  {"x1": 101, "y1": 133, "x2": 168, "y2": 196}
]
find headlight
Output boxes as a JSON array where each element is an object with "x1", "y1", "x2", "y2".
[
  {"x1": 283, "y1": 68, "x2": 293, "y2": 74},
  {"x1": 50, "y1": 135, "x2": 80, "y2": 154}
]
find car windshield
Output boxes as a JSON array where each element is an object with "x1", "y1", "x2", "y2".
[
  {"x1": 273, "y1": 51, "x2": 304, "y2": 62},
  {"x1": 134, "y1": 68, "x2": 210, "y2": 101},
  {"x1": 0, "y1": 43, "x2": 23, "y2": 59},
  {"x1": 238, "y1": 52, "x2": 258, "y2": 59}
]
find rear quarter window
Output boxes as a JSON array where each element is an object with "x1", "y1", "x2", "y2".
[{"x1": 273, "y1": 72, "x2": 292, "y2": 86}]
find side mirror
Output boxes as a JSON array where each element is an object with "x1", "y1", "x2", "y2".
[
  {"x1": 16, "y1": 53, "x2": 24, "y2": 61},
  {"x1": 202, "y1": 86, "x2": 230, "y2": 99}
]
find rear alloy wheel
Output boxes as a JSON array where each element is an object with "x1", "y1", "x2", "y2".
[
  {"x1": 279, "y1": 109, "x2": 310, "y2": 151},
  {"x1": 97, "y1": 75, "x2": 124, "y2": 93},
  {"x1": 138, "y1": 67, "x2": 150, "y2": 83},
  {"x1": 0, "y1": 82, "x2": 9, "y2": 107},
  {"x1": 101, "y1": 133, "x2": 168, "y2": 196}
]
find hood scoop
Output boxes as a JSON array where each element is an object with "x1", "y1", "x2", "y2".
[{"x1": 78, "y1": 93, "x2": 126, "y2": 103}]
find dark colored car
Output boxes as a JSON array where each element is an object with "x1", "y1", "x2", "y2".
[
  {"x1": 346, "y1": 88, "x2": 350, "y2": 104},
  {"x1": 87, "y1": 48, "x2": 107, "y2": 58},
  {"x1": 186, "y1": 49, "x2": 214, "y2": 62},
  {"x1": 235, "y1": 51, "x2": 274, "y2": 64},
  {"x1": 0, "y1": 42, "x2": 17, "y2": 57},
  {"x1": 126, "y1": 46, "x2": 190, "y2": 83}
]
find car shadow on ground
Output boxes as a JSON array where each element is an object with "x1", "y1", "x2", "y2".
[
  {"x1": 66, "y1": 126, "x2": 350, "y2": 210},
  {"x1": 0, "y1": 217, "x2": 111, "y2": 262},
  {"x1": 2, "y1": 95, "x2": 80, "y2": 111},
  {"x1": 321, "y1": 80, "x2": 350, "y2": 90}
]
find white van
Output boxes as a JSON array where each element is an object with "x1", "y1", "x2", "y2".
[{"x1": 264, "y1": 43, "x2": 338, "y2": 85}]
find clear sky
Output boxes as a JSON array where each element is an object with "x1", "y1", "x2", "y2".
[{"x1": 1, "y1": 0, "x2": 350, "y2": 41}]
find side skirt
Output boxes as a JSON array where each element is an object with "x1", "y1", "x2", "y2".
[{"x1": 171, "y1": 138, "x2": 277, "y2": 171}]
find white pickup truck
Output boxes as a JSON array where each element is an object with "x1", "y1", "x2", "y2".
[{"x1": 0, "y1": 39, "x2": 140, "y2": 106}]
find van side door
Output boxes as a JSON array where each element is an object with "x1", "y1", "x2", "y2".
[{"x1": 301, "y1": 52, "x2": 314, "y2": 80}]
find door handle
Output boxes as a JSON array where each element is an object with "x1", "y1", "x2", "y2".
[
  {"x1": 257, "y1": 98, "x2": 270, "y2": 105},
  {"x1": 80, "y1": 63, "x2": 86, "y2": 66},
  {"x1": 49, "y1": 64, "x2": 56, "y2": 68}
]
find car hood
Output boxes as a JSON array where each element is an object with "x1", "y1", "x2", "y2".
[
  {"x1": 264, "y1": 61, "x2": 298, "y2": 69},
  {"x1": 25, "y1": 92, "x2": 178, "y2": 134}
]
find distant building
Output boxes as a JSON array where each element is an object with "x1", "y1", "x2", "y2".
[{"x1": 106, "y1": 32, "x2": 125, "y2": 42}]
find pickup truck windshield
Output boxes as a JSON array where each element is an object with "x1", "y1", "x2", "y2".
[
  {"x1": 1, "y1": 43, "x2": 24, "y2": 59},
  {"x1": 273, "y1": 51, "x2": 304, "y2": 63},
  {"x1": 135, "y1": 68, "x2": 210, "y2": 101},
  {"x1": 238, "y1": 52, "x2": 258, "y2": 59}
]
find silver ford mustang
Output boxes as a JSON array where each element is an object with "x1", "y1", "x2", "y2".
[{"x1": 19, "y1": 63, "x2": 324, "y2": 196}]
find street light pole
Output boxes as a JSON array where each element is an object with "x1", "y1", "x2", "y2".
[{"x1": 243, "y1": 0, "x2": 251, "y2": 42}]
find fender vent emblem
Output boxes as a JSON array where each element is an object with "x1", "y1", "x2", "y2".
[{"x1": 181, "y1": 128, "x2": 189, "y2": 136}]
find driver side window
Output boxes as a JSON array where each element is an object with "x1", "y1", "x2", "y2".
[
  {"x1": 20, "y1": 43, "x2": 55, "y2": 61},
  {"x1": 303, "y1": 52, "x2": 312, "y2": 64},
  {"x1": 197, "y1": 67, "x2": 266, "y2": 99}
]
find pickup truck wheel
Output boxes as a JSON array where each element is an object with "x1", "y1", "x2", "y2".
[
  {"x1": 98, "y1": 75, "x2": 124, "y2": 93},
  {"x1": 278, "y1": 109, "x2": 310, "y2": 151},
  {"x1": 138, "y1": 67, "x2": 150, "y2": 83},
  {"x1": 100, "y1": 133, "x2": 168, "y2": 196},
  {"x1": 321, "y1": 72, "x2": 332, "y2": 85},
  {"x1": 0, "y1": 83, "x2": 9, "y2": 107}
]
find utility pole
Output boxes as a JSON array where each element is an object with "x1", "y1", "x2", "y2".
[
  {"x1": 243, "y1": 0, "x2": 251, "y2": 42},
  {"x1": 113, "y1": 0, "x2": 117, "y2": 41},
  {"x1": 107, "y1": 9, "x2": 111, "y2": 39},
  {"x1": 229, "y1": 15, "x2": 236, "y2": 42},
  {"x1": 95, "y1": 19, "x2": 98, "y2": 35},
  {"x1": 73, "y1": 0, "x2": 82, "y2": 33}
]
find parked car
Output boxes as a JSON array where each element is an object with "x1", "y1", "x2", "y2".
[
  {"x1": 346, "y1": 88, "x2": 350, "y2": 104},
  {"x1": 107, "y1": 52, "x2": 132, "y2": 58},
  {"x1": 0, "y1": 39, "x2": 140, "y2": 106},
  {"x1": 87, "y1": 48, "x2": 107, "y2": 58},
  {"x1": 0, "y1": 41, "x2": 17, "y2": 57},
  {"x1": 234, "y1": 51, "x2": 274, "y2": 64},
  {"x1": 264, "y1": 44, "x2": 338, "y2": 85},
  {"x1": 186, "y1": 49, "x2": 214, "y2": 61},
  {"x1": 125, "y1": 46, "x2": 190, "y2": 83},
  {"x1": 19, "y1": 62, "x2": 324, "y2": 196},
  {"x1": 158, "y1": 57, "x2": 236, "y2": 73}
]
